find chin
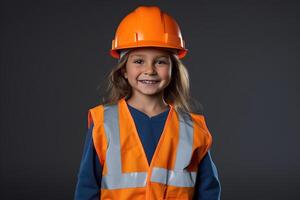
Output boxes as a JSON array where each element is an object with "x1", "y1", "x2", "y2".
[{"x1": 139, "y1": 90, "x2": 164, "y2": 96}]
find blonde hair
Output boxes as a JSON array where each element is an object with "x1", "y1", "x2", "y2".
[{"x1": 99, "y1": 50, "x2": 203, "y2": 114}]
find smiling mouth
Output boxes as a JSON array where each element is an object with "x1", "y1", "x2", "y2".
[{"x1": 138, "y1": 80, "x2": 160, "y2": 84}]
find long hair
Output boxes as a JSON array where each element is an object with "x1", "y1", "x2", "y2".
[{"x1": 100, "y1": 50, "x2": 203, "y2": 114}]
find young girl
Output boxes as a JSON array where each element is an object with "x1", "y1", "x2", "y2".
[{"x1": 75, "y1": 6, "x2": 221, "y2": 200}]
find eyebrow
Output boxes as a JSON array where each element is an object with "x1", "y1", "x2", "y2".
[{"x1": 130, "y1": 54, "x2": 169, "y2": 59}]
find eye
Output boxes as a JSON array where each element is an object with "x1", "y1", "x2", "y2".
[
  {"x1": 133, "y1": 59, "x2": 144, "y2": 64},
  {"x1": 156, "y1": 60, "x2": 169, "y2": 65}
]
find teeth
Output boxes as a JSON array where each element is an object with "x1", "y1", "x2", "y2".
[{"x1": 139, "y1": 80, "x2": 159, "y2": 84}]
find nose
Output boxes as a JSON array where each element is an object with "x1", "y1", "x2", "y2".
[{"x1": 144, "y1": 62, "x2": 157, "y2": 75}]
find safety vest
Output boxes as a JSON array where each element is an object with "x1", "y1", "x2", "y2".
[{"x1": 88, "y1": 97, "x2": 212, "y2": 200}]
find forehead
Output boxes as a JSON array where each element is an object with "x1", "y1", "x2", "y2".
[{"x1": 128, "y1": 47, "x2": 171, "y2": 58}]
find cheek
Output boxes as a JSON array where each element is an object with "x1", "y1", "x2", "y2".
[
  {"x1": 159, "y1": 67, "x2": 172, "y2": 80},
  {"x1": 126, "y1": 68, "x2": 141, "y2": 80}
]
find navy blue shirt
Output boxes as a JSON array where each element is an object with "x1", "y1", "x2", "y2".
[{"x1": 74, "y1": 103, "x2": 221, "y2": 199}]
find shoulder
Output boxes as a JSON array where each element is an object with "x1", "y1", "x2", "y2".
[
  {"x1": 89, "y1": 104, "x2": 105, "y2": 113},
  {"x1": 189, "y1": 112, "x2": 213, "y2": 146},
  {"x1": 189, "y1": 112, "x2": 208, "y2": 131},
  {"x1": 87, "y1": 104, "x2": 105, "y2": 129},
  {"x1": 176, "y1": 110, "x2": 211, "y2": 135},
  {"x1": 87, "y1": 102, "x2": 119, "y2": 128}
]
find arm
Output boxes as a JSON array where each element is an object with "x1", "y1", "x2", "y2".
[
  {"x1": 193, "y1": 151, "x2": 221, "y2": 200},
  {"x1": 74, "y1": 123, "x2": 103, "y2": 200}
]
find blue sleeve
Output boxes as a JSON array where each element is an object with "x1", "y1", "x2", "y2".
[
  {"x1": 193, "y1": 151, "x2": 221, "y2": 200},
  {"x1": 74, "y1": 124, "x2": 103, "y2": 200}
]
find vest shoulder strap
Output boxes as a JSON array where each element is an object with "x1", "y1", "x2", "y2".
[
  {"x1": 87, "y1": 104, "x2": 107, "y2": 165},
  {"x1": 190, "y1": 113, "x2": 213, "y2": 153},
  {"x1": 88, "y1": 104, "x2": 104, "y2": 129}
]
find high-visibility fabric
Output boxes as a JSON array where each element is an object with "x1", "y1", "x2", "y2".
[
  {"x1": 127, "y1": 103, "x2": 170, "y2": 165},
  {"x1": 88, "y1": 97, "x2": 212, "y2": 200}
]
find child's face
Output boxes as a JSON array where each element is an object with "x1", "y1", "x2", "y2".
[{"x1": 124, "y1": 47, "x2": 172, "y2": 98}]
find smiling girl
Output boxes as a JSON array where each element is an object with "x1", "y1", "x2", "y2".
[{"x1": 75, "y1": 6, "x2": 221, "y2": 200}]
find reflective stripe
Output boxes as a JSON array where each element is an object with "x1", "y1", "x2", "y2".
[
  {"x1": 151, "y1": 167, "x2": 197, "y2": 187},
  {"x1": 101, "y1": 172, "x2": 148, "y2": 189},
  {"x1": 102, "y1": 104, "x2": 196, "y2": 189},
  {"x1": 175, "y1": 112, "x2": 194, "y2": 170},
  {"x1": 103, "y1": 104, "x2": 147, "y2": 189},
  {"x1": 103, "y1": 105, "x2": 122, "y2": 174},
  {"x1": 151, "y1": 113, "x2": 196, "y2": 187}
]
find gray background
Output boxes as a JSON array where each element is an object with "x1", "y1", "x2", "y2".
[{"x1": 1, "y1": 0, "x2": 299, "y2": 199}]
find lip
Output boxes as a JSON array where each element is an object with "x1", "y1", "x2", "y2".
[{"x1": 138, "y1": 79, "x2": 160, "y2": 81}]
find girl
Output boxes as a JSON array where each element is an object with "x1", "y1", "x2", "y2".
[{"x1": 75, "y1": 6, "x2": 221, "y2": 200}]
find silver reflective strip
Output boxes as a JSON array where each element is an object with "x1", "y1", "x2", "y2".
[
  {"x1": 175, "y1": 112, "x2": 194, "y2": 170},
  {"x1": 102, "y1": 105, "x2": 196, "y2": 189},
  {"x1": 103, "y1": 105, "x2": 122, "y2": 174},
  {"x1": 102, "y1": 104, "x2": 147, "y2": 189},
  {"x1": 151, "y1": 167, "x2": 197, "y2": 187},
  {"x1": 101, "y1": 172, "x2": 148, "y2": 189}
]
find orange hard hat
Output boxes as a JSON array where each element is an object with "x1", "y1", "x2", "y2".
[{"x1": 110, "y1": 6, "x2": 188, "y2": 59}]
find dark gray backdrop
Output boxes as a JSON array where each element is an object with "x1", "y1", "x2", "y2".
[{"x1": 1, "y1": 0, "x2": 299, "y2": 199}]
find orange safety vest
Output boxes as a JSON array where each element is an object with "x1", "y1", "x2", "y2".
[{"x1": 88, "y1": 97, "x2": 212, "y2": 200}]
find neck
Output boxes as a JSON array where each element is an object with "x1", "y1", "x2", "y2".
[{"x1": 126, "y1": 93, "x2": 169, "y2": 117}]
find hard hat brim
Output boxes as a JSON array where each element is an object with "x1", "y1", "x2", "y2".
[{"x1": 110, "y1": 45, "x2": 188, "y2": 59}]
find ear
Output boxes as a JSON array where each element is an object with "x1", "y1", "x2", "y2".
[{"x1": 123, "y1": 69, "x2": 128, "y2": 79}]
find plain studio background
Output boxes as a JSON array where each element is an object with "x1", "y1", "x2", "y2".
[{"x1": 1, "y1": 0, "x2": 299, "y2": 199}]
